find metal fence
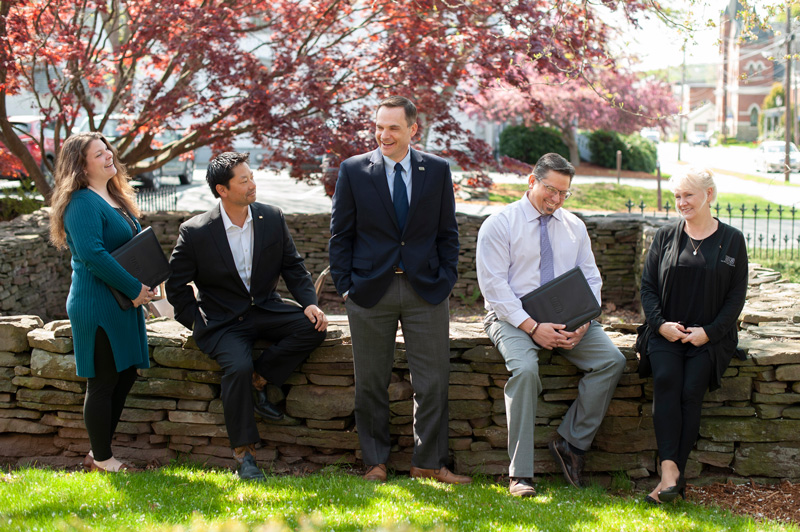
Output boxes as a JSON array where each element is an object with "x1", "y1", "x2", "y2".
[
  {"x1": 625, "y1": 199, "x2": 800, "y2": 259},
  {"x1": 137, "y1": 185, "x2": 177, "y2": 212}
]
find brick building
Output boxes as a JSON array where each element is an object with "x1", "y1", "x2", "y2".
[{"x1": 716, "y1": 1, "x2": 783, "y2": 141}]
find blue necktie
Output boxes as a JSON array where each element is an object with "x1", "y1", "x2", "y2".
[
  {"x1": 540, "y1": 215, "x2": 554, "y2": 284},
  {"x1": 393, "y1": 162, "x2": 409, "y2": 232}
]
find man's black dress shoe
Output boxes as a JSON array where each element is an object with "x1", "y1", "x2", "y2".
[
  {"x1": 253, "y1": 386, "x2": 284, "y2": 421},
  {"x1": 548, "y1": 436, "x2": 585, "y2": 488},
  {"x1": 237, "y1": 452, "x2": 266, "y2": 481}
]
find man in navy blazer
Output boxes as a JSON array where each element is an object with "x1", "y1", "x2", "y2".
[
  {"x1": 329, "y1": 96, "x2": 469, "y2": 484},
  {"x1": 167, "y1": 152, "x2": 327, "y2": 482}
]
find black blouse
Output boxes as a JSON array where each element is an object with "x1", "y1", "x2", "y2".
[{"x1": 664, "y1": 228, "x2": 722, "y2": 326}]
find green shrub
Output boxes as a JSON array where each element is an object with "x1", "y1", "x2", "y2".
[
  {"x1": 0, "y1": 178, "x2": 44, "y2": 221},
  {"x1": 588, "y1": 130, "x2": 657, "y2": 173},
  {"x1": 624, "y1": 134, "x2": 657, "y2": 173},
  {"x1": 498, "y1": 125, "x2": 569, "y2": 164},
  {"x1": 588, "y1": 129, "x2": 626, "y2": 169}
]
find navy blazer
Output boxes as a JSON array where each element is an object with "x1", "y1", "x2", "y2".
[
  {"x1": 166, "y1": 202, "x2": 317, "y2": 353},
  {"x1": 329, "y1": 148, "x2": 460, "y2": 308}
]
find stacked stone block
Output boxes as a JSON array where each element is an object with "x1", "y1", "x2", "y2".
[
  {"x1": 1, "y1": 266, "x2": 799, "y2": 482},
  {"x1": 1, "y1": 209, "x2": 661, "y2": 321}
]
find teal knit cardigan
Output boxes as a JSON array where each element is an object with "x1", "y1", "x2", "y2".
[{"x1": 63, "y1": 189, "x2": 150, "y2": 378}]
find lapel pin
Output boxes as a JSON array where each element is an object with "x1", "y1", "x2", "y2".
[
  {"x1": 258, "y1": 216, "x2": 263, "y2": 219},
  {"x1": 419, "y1": 167, "x2": 425, "y2": 171}
]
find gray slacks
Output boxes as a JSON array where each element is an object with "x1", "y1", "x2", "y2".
[
  {"x1": 346, "y1": 274, "x2": 451, "y2": 469},
  {"x1": 485, "y1": 313, "x2": 625, "y2": 478}
]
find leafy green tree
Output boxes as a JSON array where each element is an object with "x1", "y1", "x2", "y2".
[{"x1": 760, "y1": 83, "x2": 785, "y2": 139}]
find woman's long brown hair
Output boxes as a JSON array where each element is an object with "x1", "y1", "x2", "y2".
[{"x1": 49, "y1": 132, "x2": 139, "y2": 250}]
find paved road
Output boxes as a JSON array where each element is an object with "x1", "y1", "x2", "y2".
[
  {"x1": 6, "y1": 142, "x2": 800, "y2": 247},
  {"x1": 172, "y1": 169, "x2": 331, "y2": 214}
]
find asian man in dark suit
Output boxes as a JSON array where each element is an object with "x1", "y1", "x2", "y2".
[
  {"x1": 329, "y1": 96, "x2": 469, "y2": 484},
  {"x1": 166, "y1": 152, "x2": 328, "y2": 482}
]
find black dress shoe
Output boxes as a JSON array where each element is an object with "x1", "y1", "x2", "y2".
[
  {"x1": 548, "y1": 436, "x2": 585, "y2": 488},
  {"x1": 237, "y1": 452, "x2": 266, "y2": 481},
  {"x1": 253, "y1": 386, "x2": 284, "y2": 421}
]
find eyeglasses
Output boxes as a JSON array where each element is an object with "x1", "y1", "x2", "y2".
[{"x1": 536, "y1": 177, "x2": 572, "y2": 199}]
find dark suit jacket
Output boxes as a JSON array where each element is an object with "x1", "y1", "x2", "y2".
[
  {"x1": 329, "y1": 148, "x2": 459, "y2": 308},
  {"x1": 166, "y1": 202, "x2": 317, "y2": 353}
]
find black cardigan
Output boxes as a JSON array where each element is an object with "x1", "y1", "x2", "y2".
[{"x1": 640, "y1": 219, "x2": 748, "y2": 391}]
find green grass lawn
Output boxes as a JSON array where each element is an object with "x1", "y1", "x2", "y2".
[
  {"x1": 489, "y1": 182, "x2": 792, "y2": 218},
  {"x1": 0, "y1": 465, "x2": 795, "y2": 532},
  {"x1": 751, "y1": 253, "x2": 800, "y2": 283}
]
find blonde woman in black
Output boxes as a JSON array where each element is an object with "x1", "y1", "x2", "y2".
[{"x1": 639, "y1": 168, "x2": 748, "y2": 503}]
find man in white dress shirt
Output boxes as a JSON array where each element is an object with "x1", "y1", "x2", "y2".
[
  {"x1": 167, "y1": 152, "x2": 328, "y2": 481},
  {"x1": 476, "y1": 153, "x2": 625, "y2": 496}
]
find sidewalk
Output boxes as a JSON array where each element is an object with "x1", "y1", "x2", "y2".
[{"x1": 173, "y1": 160, "x2": 800, "y2": 217}]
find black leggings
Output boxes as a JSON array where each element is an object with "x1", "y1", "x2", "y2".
[
  {"x1": 83, "y1": 327, "x2": 138, "y2": 461},
  {"x1": 649, "y1": 334, "x2": 712, "y2": 473}
]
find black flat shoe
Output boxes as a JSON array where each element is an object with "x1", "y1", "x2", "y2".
[
  {"x1": 253, "y1": 386, "x2": 284, "y2": 421},
  {"x1": 658, "y1": 475, "x2": 686, "y2": 502},
  {"x1": 644, "y1": 494, "x2": 661, "y2": 505}
]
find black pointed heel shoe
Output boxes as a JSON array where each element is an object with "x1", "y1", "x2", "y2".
[{"x1": 644, "y1": 494, "x2": 661, "y2": 505}]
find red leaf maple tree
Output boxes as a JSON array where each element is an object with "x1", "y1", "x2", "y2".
[
  {"x1": 471, "y1": 65, "x2": 678, "y2": 166},
  {"x1": 0, "y1": 0, "x2": 653, "y2": 201}
]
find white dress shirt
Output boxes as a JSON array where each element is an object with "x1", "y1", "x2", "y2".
[
  {"x1": 220, "y1": 202, "x2": 254, "y2": 292},
  {"x1": 383, "y1": 150, "x2": 412, "y2": 204},
  {"x1": 476, "y1": 191, "x2": 602, "y2": 328}
]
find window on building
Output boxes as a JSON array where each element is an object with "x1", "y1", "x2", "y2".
[{"x1": 750, "y1": 107, "x2": 759, "y2": 127}]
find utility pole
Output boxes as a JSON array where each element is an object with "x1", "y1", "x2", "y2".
[
  {"x1": 786, "y1": 6, "x2": 793, "y2": 183},
  {"x1": 721, "y1": 0, "x2": 737, "y2": 143},
  {"x1": 795, "y1": 52, "x2": 799, "y2": 144},
  {"x1": 678, "y1": 44, "x2": 686, "y2": 162}
]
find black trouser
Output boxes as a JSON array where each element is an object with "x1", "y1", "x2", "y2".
[
  {"x1": 649, "y1": 334, "x2": 712, "y2": 473},
  {"x1": 83, "y1": 327, "x2": 138, "y2": 461},
  {"x1": 211, "y1": 307, "x2": 326, "y2": 448}
]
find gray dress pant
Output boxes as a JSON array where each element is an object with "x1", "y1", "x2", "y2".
[
  {"x1": 485, "y1": 313, "x2": 625, "y2": 478},
  {"x1": 346, "y1": 274, "x2": 451, "y2": 469}
]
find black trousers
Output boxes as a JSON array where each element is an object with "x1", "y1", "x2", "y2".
[
  {"x1": 649, "y1": 334, "x2": 712, "y2": 472},
  {"x1": 83, "y1": 327, "x2": 138, "y2": 461},
  {"x1": 210, "y1": 307, "x2": 326, "y2": 448}
]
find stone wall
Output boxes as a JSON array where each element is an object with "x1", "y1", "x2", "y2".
[
  {"x1": 0, "y1": 266, "x2": 799, "y2": 482},
  {"x1": 1, "y1": 209, "x2": 657, "y2": 321}
]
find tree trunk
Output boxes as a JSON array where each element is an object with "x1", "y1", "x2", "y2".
[{"x1": 563, "y1": 129, "x2": 581, "y2": 168}]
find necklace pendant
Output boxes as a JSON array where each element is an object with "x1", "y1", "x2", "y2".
[{"x1": 693, "y1": 250, "x2": 697, "y2": 255}]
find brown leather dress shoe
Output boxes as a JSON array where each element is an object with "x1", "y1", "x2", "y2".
[
  {"x1": 82, "y1": 453, "x2": 93, "y2": 471},
  {"x1": 548, "y1": 437, "x2": 585, "y2": 488},
  {"x1": 363, "y1": 464, "x2": 387, "y2": 482},
  {"x1": 409, "y1": 465, "x2": 472, "y2": 484},
  {"x1": 509, "y1": 477, "x2": 537, "y2": 497}
]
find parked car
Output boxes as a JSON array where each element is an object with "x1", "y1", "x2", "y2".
[
  {"x1": 75, "y1": 115, "x2": 195, "y2": 188},
  {"x1": 756, "y1": 140, "x2": 800, "y2": 173},
  {"x1": 640, "y1": 128, "x2": 660, "y2": 144},
  {"x1": 688, "y1": 131, "x2": 710, "y2": 147},
  {"x1": 0, "y1": 115, "x2": 56, "y2": 183}
]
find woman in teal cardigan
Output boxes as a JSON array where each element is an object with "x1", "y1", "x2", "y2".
[{"x1": 50, "y1": 132, "x2": 154, "y2": 472}]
